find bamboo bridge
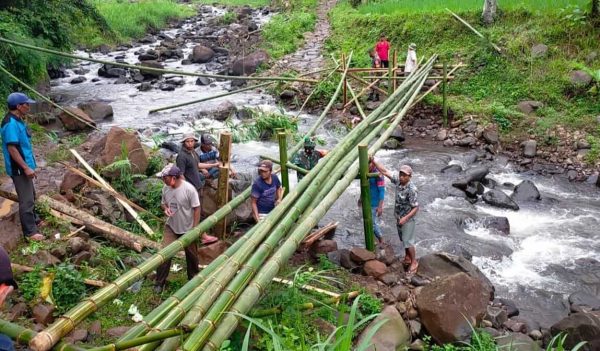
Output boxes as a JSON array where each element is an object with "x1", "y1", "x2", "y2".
[{"x1": 0, "y1": 36, "x2": 452, "y2": 351}]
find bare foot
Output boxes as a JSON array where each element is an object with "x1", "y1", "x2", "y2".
[
  {"x1": 201, "y1": 234, "x2": 218, "y2": 245},
  {"x1": 28, "y1": 233, "x2": 45, "y2": 241},
  {"x1": 408, "y1": 260, "x2": 419, "y2": 275}
]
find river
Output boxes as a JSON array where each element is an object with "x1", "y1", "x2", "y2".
[{"x1": 50, "y1": 6, "x2": 600, "y2": 328}]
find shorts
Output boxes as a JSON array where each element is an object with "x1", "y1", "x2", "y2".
[{"x1": 397, "y1": 218, "x2": 416, "y2": 248}]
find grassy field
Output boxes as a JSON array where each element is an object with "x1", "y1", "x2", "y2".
[
  {"x1": 357, "y1": 0, "x2": 591, "y2": 14},
  {"x1": 327, "y1": 1, "x2": 600, "y2": 153}
]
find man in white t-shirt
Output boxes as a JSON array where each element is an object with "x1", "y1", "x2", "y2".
[
  {"x1": 404, "y1": 43, "x2": 418, "y2": 76},
  {"x1": 154, "y1": 164, "x2": 217, "y2": 292}
]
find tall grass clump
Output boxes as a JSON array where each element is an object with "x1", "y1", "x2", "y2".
[{"x1": 93, "y1": 0, "x2": 194, "y2": 41}]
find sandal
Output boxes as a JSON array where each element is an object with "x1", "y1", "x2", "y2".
[{"x1": 201, "y1": 234, "x2": 218, "y2": 245}]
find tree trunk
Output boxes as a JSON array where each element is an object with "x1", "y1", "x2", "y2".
[
  {"x1": 592, "y1": 0, "x2": 599, "y2": 18},
  {"x1": 482, "y1": 0, "x2": 498, "y2": 26}
]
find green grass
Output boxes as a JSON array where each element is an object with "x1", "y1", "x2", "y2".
[
  {"x1": 91, "y1": 0, "x2": 194, "y2": 42},
  {"x1": 357, "y1": 0, "x2": 590, "y2": 15},
  {"x1": 194, "y1": 0, "x2": 270, "y2": 6},
  {"x1": 327, "y1": 1, "x2": 600, "y2": 142}
]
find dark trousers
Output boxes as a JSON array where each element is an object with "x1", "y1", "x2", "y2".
[
  {"x1": 155, "y1": 225, "x2": 199, "y2": 287},
  {"x1": 381, "y1": 60, "x2": 389, "y2": 68},
  {"x1": 11, "y1": 174, "x2": 39, "y2": 237}
]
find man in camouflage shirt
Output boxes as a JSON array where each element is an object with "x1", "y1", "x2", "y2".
[
  {"x1": 291, "y1": 137, "x2": 327, "y2": 181},
  {"x1": 371, "y1": 158, "x2": 419, "y2": 274}
]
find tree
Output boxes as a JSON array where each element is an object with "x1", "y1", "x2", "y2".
[
  {"x1": 482, "y1": 0, "x2": 498, "y2": 26},
  {"x1": 592, "y1": 0, "x2": 599, "y2": 17}
]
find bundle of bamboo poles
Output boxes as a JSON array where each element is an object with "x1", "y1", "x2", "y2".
[
  {"x1": 24, "y1": 54, "x2": 435, "y2": 351},
  {"x1": 109, "y1": 57, "x2": 436, "y2": 351}
]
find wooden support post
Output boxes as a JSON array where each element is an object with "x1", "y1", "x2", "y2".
[
  {"x1": 393, "y1": 50, "x2": 398, "y2": 91},
  {"x1": 215, "y1": 132, "x2": 232, "y2": 239},
  {"x1": 387, "y1": 54, "x2": 393, "y2": 95},
  {"x1": 342, "y1": 53, "x2": 348, "y2": 106},
  {"x1": 443, "y1": 61, "x2": 448, "y2": 127},
  {"x1": 358, "y1": 145, "x2": 375, "y2": 252},
  {"x1": 278, "y1": 132, "x2": 289, "y2": 197}
]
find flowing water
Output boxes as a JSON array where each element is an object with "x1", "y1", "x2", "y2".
[{"x1": 50, "y1": 8, "x2": 600, "y2": 328}]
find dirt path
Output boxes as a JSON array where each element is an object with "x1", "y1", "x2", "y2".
[{"x1": 270, "y1": 0, "x2": 337, "y2": 74}]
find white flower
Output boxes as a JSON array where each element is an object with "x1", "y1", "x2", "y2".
[
  {"x1": 128, "y1": 304, "x2": 140, "y2": 315},
  {"x1": 131, "y1": 312, "x2": 144, "y2": 323},
  {"x1": 112, "y1": 299, "x2": 123, "y2": 306},
  {"x1": 170, "y1": 264, "x2": 182, "y2": 273}
]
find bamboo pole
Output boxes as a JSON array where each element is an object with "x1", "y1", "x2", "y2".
[
  {"x1": 70, "y1": 149, "x2": 155, "y2": 237},
  {"x1": 393, "y1": 50, "x2": 398, "y2": 91},
  {"x1": 445, "y1": 9, "x2": 502, "y2": 54},
  {"x1": 342, "y1": 71, "x2": 390, "y2": 109},
  {"x1": 342, "y1": 53, "x2": 348, "y2": 106},
  {"x1": 361, "y1": 75, "x2": 453, "y2": 80},
  {"x1": 295, "y1": 65, "x2": 340, "y2": 119},
  {"x1": 0, "y1": 37, "x2": 318, "y2": 84},
  {"x1": 260, "y1": 155, "x2": 308, "y2": 174},
  {"x1": 443, "y1": 61, "x2": 448, "y2": 127},
  {"x1": 358, "y1": 144, "x2": 375, "y2": 252},
  {"x1": 11, "y1": 264, "x2": 106, "y2": 287},
  {"x1": 0, "y1": 65, "x2": 98, "y2": 130},
  {"x1": 201, "y1": 58, "x2": 435, "y2": 351},
  {"x1": 301, "y1": 221, "x2": 338, "y2": 249},
  {"x1": 347, "y1": 73, "x2": 388, "y2": 96},
  {"x1": 0, "y1": 319, "x2": 84, "y2": 351},
  {"x1": 214, "y1": 132, "x2": 232, "y2": 239},
  {"x1": 149, "y1": 82, "x2": 272, "y2": 114},
  {"x1": 387, "y1": 55, "x2": 393, "y2": 95},
  {"x1": 410, "y1": 62, "x2": 463, "y2": 108},
  {"x1": 249, "y1": 291, "x2": 359, "y2": 318},
  {"x1": 278, "y1": 132, "x2": 289, "y2": 197}
]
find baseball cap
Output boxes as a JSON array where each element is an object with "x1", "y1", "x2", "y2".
[
  {"x1": 409, "y1": 43, "x2": 417, "y2": 50},
  {"x1": 304, "y1": 136, "x2": 316, "y2": 148},
  {"x1": 201, "y1": 134, "x2": 216, "y2": 145},
  {"x1": 7, "y1": 92, "x2": 36, "y2": 107},
  {"x1": 156, "y1": 164, "x2": 182, "y2": 177},
  {"x1": 258, "y1": 160, "x2": 273, "y2": 171},
  {"x1": 399, "y1": 165, "x2": 413, "y2": 176},
  {"x1": 181, "y1": 133, "x2": 198, "y2": 143}
]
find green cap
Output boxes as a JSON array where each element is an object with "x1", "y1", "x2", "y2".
[{"x1": 304, "y1": 136, "x2": 316, "y2": 148}]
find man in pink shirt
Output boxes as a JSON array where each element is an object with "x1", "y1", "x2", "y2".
[{"x1": 375, "y1": 34, "x2": 391, "y2": 68}]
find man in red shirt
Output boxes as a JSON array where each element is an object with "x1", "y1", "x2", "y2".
[{"x1": 375, "y1": 34, "x2": 391, "y2": 68}]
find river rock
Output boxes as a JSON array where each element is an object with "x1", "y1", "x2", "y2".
[
  {"x1": 350, "y1": 247, "x2": 376, "y2": 263},
  {"x1": 197, "y1": 241, "x2": 228, "y2": 265},
  {"x1": 484, "y1": 305, "x2": 508, "y2": 328},
  {"x1": 190, "y1": 45, "x2": 215, "y2": 63},
  {"x1": 551, "y1": 311, "x2": 600, "y2": 351},
  {"x1": 91, "y1": 126, "x2": 149, "y2": 176},
  {"x1": 482, "y1": 189, "x2": 519, "y2": 210},
  {"x1": 531, "y1": 44, "x2": 548, "y2": 58},
  {"x1": 230, "y1": 50, "x2": 269, "y2": 76},
  {"x1": 70, "y1": 76, "x2": 86, "y2": 84},
  {"x1": 570, "y1": 70, "x2": 593, "y2": 86},
  {"x1": 383, "y1": 138, "x2": 401, "y2": 149},
  {"x1": 451, "y1": 166, "x2": 490, "y2": 190},
  {"x1": 391, "y1": 285, "x2": 410, "y2": 302},
  {"x1": 455, "y1": 136, "x2": 477, "y2": 147},
  {"x1": 196, "y1": 77, "x2": 212, "y2": 86},
  {"x1": 511, "y1": 180, "x2": 541, "y2": 202},
  {"x1": 137, "y1": 82, "x2": 152, "y2": 91},
  {"x1": 66, "y1": 329, "x2": 88, "y2": 343},
  {"x1": 497, "y1": 298, "x2": 520, "y2": 317},
  {"x1": 310, "y1": 240, "x2": 338, "y2": 257},
  {"x1": 77, "y1": 101, "x2": 113, "y2": 122},
  {"x1": 33, "y1": 303, "x2": 55, "y2": 325},
  {"x1": 482, "y1": 126, "x2": 499, "y2": 144},
  {"x1": 138, "y1": 52, "x2": 158, "y2": 61},
  {"x1": 67, "y1": 237, "x2": 88, "y2": 255},
  {"x1": 521, "y1": 139, "x2": 537, "y2": 158},
  {"x1": 416, "y1": 272, "x2": 489, "y2": 343},
  {"x1": 390, "y1": 126, "x2": 405, "y2": 142},
  {"x1": 98, "y1": 64, "x2": 127, "y2": 78},
  {"x1": 356, "y1": 305, "x2": 410, "y2": 351},
  {"x1": 213, "y1": 100, "x2": 237, "y2": 121},
  {"x1": 440, "y1": 243, "x2": 473, "y2": 261},
  {"x1": 436, "y1": 129, "x2": 448, "y2": 141},
  {"x1": 481, "y1": 216, "x2": 510, "y2": 235},
  {"x1": 569, "y1": 291, "x2": 600, "y2": 312},
  {"x1": 517, "y1": 101, "x2": 543, "y2": 115},
  {"x1": 31, "y1": 250, "x2": 60, "y2": 266},
  {"x1": 58, "y1": 107, "x2": 96, "y2": 131},
  {"x1": 60, "y1": 170, "x2": 86, "y2": 197},
  {"x1": 139, "y1": 61, "x2": 164, "y2": 79},
  {"x1": 441, "y1": 164, "x2": 462, "y2": 174},
  {"x1": 106, "y1": 326, "x2": 130, "y2": 338},
  {"x1": 364, "y1": 260, "x2": 388, "y2": 278},
  {"x1": 496, "y1": 333, "x2": 540, "y2": 351}
]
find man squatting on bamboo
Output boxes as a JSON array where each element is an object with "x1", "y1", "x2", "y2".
[{"x1": 371, "y1": 158, "x2": 420, "y2": 274}]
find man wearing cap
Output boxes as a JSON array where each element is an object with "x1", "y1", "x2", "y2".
[
  {"x1": 176, "y1": 133, "x2": 204, "y2": 191},
  {"x1": 291, "y1": 137, "x2": 327, "y2": 181},
  {"x1": 404, "y1": 43, "x2": 418, "y2": 76},
  {"x1": 251, "y1": 160, "x2": 283, "y2": 222},
  {"x1": 371, "y1": 159, "x2": 419, "y2": 274},
  {"x1": 197, "y1": 134, "x2": 221, "y2": 183},
  {"x1": 154, "y1": 164, "x2": 217, "y2": 292},
  {"x1": 1, "y1": 92, "x2": 44, "y2": 241}
]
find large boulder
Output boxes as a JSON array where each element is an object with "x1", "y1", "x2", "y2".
[
  {"x1": 57, "y1": 107, "x2": 96, "y2": 131},
  {"x1": 77, "y1": 101, "x2": 114, "y2": 122},
  {"x1": 350, "y1": 247, "x2": 376, "y2": 263},
  {"x1": 190, "y1": 45, "x2": 215, "y2": 63},
  {"x1": 417, "y1": 252, "x2": 495, "y2": 300},
  {"x1": 451, "y1": 166, "x2": 490, "y2": 190},
  {"x1": 511, "y1": 180, "x2": 541, "y2": 203},
  {"x1": 480, "y1": 216, "x2": 510, "y2": 235},
  {"x1": 517, "y1": 101, "x2": 543, "y2": 115},
  {"x1": 91, "y1": 127, "x2": 149, "y2": 176},
  {"x1": 569, "y1": 291, "x2": 600, "y2": 312},
  {"x1": 496, "y1": 333, "x2": 541, "y2": 351},
  {"x1": 522, "y1": 140, "x2": 537, "y2": 158},
  {"x1": 356, "y1": 305, "x2": 410, "y2": 351},
  {"x1": 364, "y1": 260, "x2": 388, "y2": 278},
  {"x1": 230, "y1": 50, "x2": 269, "y2": 76},
  {"x1": 0, "y1": 200, "x2": 22, "y2": 250},
  {"x1": 482, "y1": 190, "x2": 520, "y2": 210},
  {"x1": 570, "y1": 70, "x2": 593, "y2": 86},
  {"x1": 550, "y1": 312, "x2": 600, "y2": 351},
  {"x1": 416, "y1": 272, "x2": 490, "y2": 344},
  {"x1": 197, "y1": 241, "x2": 228, "y2": 265},
  {"x1": 139, "y1": 61, "x2": 165, "y2": 79}
]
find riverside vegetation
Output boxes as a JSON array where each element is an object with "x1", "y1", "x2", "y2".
[{"x1": 327, "y1": 0, "x2": 600, "y2": 162}]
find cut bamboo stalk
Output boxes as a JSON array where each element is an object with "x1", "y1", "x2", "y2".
[
  {"x1": 149, "y1": 82, "x2": 272, "y2": 114},
  {"x1": 361, "y1": 75, "x2": 454, "y2": 80},
  {"x1": 342, "y1": 53, "x2": 348, "y2": 106},
  {"x1": 215, "y1": 132, "x2": 232, "y2": 238},
  {"x1": 393, "y1": 50, "x2": 398, "y2": 91},
  {"x1": 445, "y1": 9, "x2": 502, "y2": 54},
  {"x1": 443, "y1": 61, "x2": 448, "y2": 127},
  {"x1": 358, "y1": 144, "x2": 375, "y2": 251},
  {"x1": 0, "y1": 37, "x2": 318, "y2": 83},
  {"x1": 260, "y1": 155, "x2": 308, "y2": 174},
  {"x1": 70, "y1": 149, "x2": 155, "y2": 237},
  {"x1": 0, "y1": 65, "x2": 98, "y2": 130},
  {"x1": 0, "y1": 319, "x2": 84, "y2": 351},
  {"x1": 347, "y1": 73, "x2": 388, "y2": 96},
  {"x1": 278, "y1": 133, "x2": 289, "y2": 197},
  {"x1": 61, "y1": 225, "x2": 86, "y2": 241},
  {"x1": 301, "y1": 221, "x2": 338, "y2": 248},
  {"x1": 11, "y1": 264, "x2": 107, "y2": 287}
]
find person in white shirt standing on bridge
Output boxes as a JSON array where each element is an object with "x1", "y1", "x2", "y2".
[{"x1": 404, "y1": 43, "x2": 418, "y2": 76}]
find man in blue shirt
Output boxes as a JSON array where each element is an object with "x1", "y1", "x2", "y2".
[
  {"x1": 368, "y1": 158, "x2": 385, "y2": 244},
  {"x1": 251, "y1": 160, "x2": 282, "y2": 222},
  {"x1": 1, "y1": 92, "x2": 44, "y2": 241}
]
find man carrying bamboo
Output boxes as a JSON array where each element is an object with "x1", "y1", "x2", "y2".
[
  {"x1": 371, "y1": 159, "x2": 419, "y2": 274},
  {"x1": 154, "y1": 164, "x2": 217, "y2": 293},
  {"x1": 251, "y1": 160, "x2": 283, "y2": 222},
  {"x1": 1, "y1": 92, "x2": 44, "y2": 241}
]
